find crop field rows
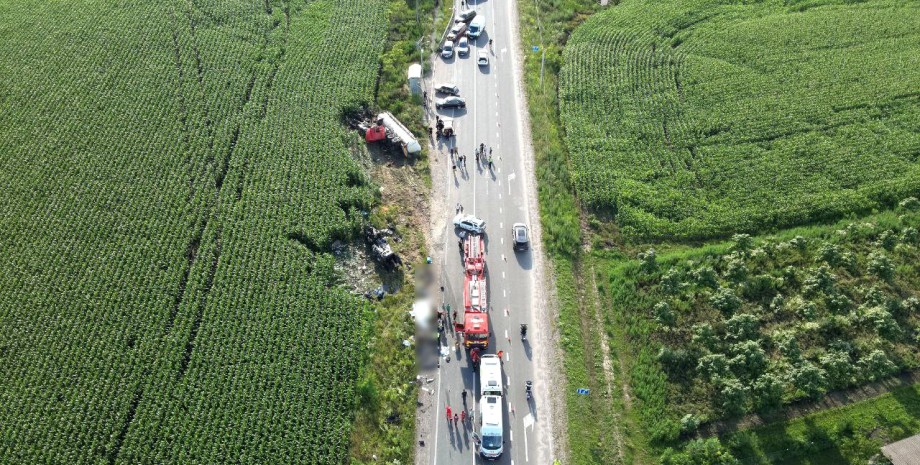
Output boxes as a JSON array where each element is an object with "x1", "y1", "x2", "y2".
[
  {"x1": 560, "y1": 0, "x2": 920, "y2": 240},
  {"x1": 0, "y1": 0, "x2": 386, "y2": 463}
]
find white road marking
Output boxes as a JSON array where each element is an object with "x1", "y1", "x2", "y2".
[
  {"x1": 431, "y1": 371, "x2": 442, "y2": 465},
  {"x1": 501, "y1": 237, "x2": 504, "y2": 245},
  {"x1": 504, "y1": 308, "x2": 509, "y2": 316},
  {"x1": 504, "y1": 329, "x2": 508, "y2": 340},
  {"x1": 502, "y1": 271, "x2": 505, "y2": 279},
  {"x1": 510, "y1": 429, "x2": 513, "y2": 442},
  {"x1": 503, "y1": 289, "x2": 506, "y2": 297},
  {"x1": 523, "y1": 413, "x2": 535, "y2": 462},
  {"x1": 505, "y1": 351, "x2": 510, "y2": 362},
  {"x1": 500, "y1": 222, "x2": 503, "y2": 229}
]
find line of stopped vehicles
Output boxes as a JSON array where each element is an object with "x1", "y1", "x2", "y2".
[
  {"x1": 434, "y1": 8, "x2": 490, "y2": 111},
  {"x1": 447, "y1": 212, "x2": 529, "y2": 460}
]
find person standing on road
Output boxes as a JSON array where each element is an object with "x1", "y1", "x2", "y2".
[
  {"x1": 488, "y1": 155, "x2": 494, "y2": 170},
  {"x1": 461, "y1": 390, "x2": 468, "y2": 404},
  {"x1": 446, "y1": 405, "x2": 452, "y2": 422},
  {"x1": 460, "y1": 410, "x2": 467, "y2": 425}
]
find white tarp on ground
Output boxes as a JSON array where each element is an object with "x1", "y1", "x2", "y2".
[{"x1": 410, "y1": 298, "x2": 433, "y2": 330}]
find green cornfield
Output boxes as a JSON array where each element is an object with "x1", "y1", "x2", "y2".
[
  {"x1": 560, "y1": 0, "x2": 920, "y2": 240},
  {"x1": 0, "y1": 0, "x2": 386, "y2": 463}
]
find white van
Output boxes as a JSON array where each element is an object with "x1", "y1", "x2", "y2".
[
  {"x1": 467, "y1": 16, "x2": 486, "y2": 39},
  {"x1": 480, "y1": 354, "x2": 502, "y2": 397},
  {"x1": 479, "y1": 395, "x2": 504, "y2": 460}
]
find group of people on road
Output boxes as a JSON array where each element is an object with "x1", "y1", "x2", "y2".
[
  {"x1": 445, "y1": 401, "x2": 470, "y2": 428},
  {"x1": 451, "y1": 142, "x2": 494, "y2": 176}
]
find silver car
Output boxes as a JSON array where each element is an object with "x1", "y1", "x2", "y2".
[{"x1": 512, "y1": 223, "x2": 529, "y2": 251}]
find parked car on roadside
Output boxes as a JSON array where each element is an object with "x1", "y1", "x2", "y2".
[
  {"x1": 434, "y1": 83, "x2": 460, "y2": 95},
  {"x1": 441, "y1": 40, "x2": 455, "y2": 59},
  {"x1": 436, "y1": 96, "x2": 466, "y2": 109}
]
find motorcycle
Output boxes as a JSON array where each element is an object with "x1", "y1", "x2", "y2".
[{"x1": 525, "y1": 380, "x2": 533, "y2": 400}]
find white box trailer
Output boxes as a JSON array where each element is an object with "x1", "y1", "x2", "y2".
[
  {"x1": 377, "y1": 111, "x2": 421, "y2": 155},
  {"x1": 479, "y1": 354, "x2": 502, "y2": 397}
]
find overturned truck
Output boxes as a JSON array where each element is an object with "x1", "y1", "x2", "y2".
[{"x1": 362, "y1": 111, "x2": 421, "y2": 156}]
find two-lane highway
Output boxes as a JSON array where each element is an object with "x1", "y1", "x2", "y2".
[{"x1": 426, "y1": 0, "x2": 551, "y2": 464}]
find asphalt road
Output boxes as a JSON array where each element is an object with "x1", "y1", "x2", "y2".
[{"x1": 426, "y1": 0, "x2": 547, "y2": 464}]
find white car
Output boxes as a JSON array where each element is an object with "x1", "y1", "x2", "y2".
[
  {"x1": 453, "y1": 214, "x2": 485, "y2": 234},
  {"x1": 477, "y1": 50, "x2": 489, "y2": 66},
  {"x1": 457, "y1": 37, "x2": 470, "y2": 57},
  {"x1": 441, "y1": 40, "x2": 455, "y2": 59}
]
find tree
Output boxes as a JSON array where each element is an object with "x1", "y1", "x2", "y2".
[
  {"x1": 692, "y1": 323, "x2": 719, "y2": 351},
  {"x1": 719, "y1": 377, "x2": 750, "y2": 415},
  {"x1": 638, "y1": 248, "x2": 658, "y2": 273},
  {"x1": 731, "y1": 233, "x2": 754, "y2": 255},
  {"x1": 773, "y1": 330, "x2": 802, "y2": 360},
  {"x1": 859, "y1": 349, "x2": 897, "y2": 382},
  {"x1": 817, "y1": 242, "x2": 841, "y2": 266},
  {"x1": 753, "y1": 373, "x2": 786, "y2": 411},
  {"x1": 695, "y1": 265, "x2": 719, "y2": 289},
  {"x1": 654, "y1": 301, "x2": 677, "y2": 328},
  {"x1": 697, "y1": 354, "x2": 730, "y2": 381},
  {"x1": 724, "y1": 255, "x2": 748, "y2": 283},
  {"x1": 728, "y1": 340, "x2": 767, "y2": 379},
  {"x1": 711, "y1": 287, "x2": 741, "y2": 314},
  {"x1": 660, "y1": 438, "x2": 740, "y2": 465},
  {"x1": 803, "y1": 265, "x2": 837, "y2": 296},
  {"x1": 791, "y1": 361, "x2": 827, "y2": 399},
  {"x1": 867, "y1": 251, "x2": 895, "y2": 282},
  {"x1": 724, "y1": 313, "x2": 760, "y2": 342},
  {"x1": 898, "y1": 196, "x2": 920, "y2": 211},
  {"x1": 660, "y1": 267, "x2": 684, "y2": 295},
  {"x1": 862, "y1": 305, "x2": 901, "y2": 340},
  {"x1": 819, "y1": 350, "x2": 854, "y2": 389}
]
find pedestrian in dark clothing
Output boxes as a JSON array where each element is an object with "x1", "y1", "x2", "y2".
[
  {"x1": 454, "y1": 413, "x2": 459, "y2": 424},
  {"x1": 488, "y1": 156, "x2": 494, "y2": 170},
  {"x1": 475, "y1": 151, "x2": 480, "y2": 163},
  {"x1": 462, "y1": 390, "x2": 468, "y2": 404}
]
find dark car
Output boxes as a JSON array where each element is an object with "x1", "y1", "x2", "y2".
[
  {"x1": 512, "y1": 223, "x2": 529, "y2": 251},
  {"x1": 436, "y1": 96, "x2": 466, "y2": 110}
]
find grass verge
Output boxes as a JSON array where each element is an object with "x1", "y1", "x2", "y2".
[{"x1": 726, "y1": 381, "x2": 920, "y2": 465}]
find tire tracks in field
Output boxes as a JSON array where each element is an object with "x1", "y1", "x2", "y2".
[{"x1": 108, "y1": 2, "x2": 291, "y2": 461}]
